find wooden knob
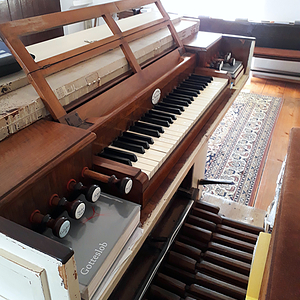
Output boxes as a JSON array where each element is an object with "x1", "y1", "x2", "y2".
[
  {"x1": 50, "y1": 194, "x2": 85, "y2": 220},
  {"x1": 82, "y1": 168, "x2": 133, "y2": 194},
  {"x1": 114, "y1": 176, "x2": 133, "y2": 195},
  {"x1": 224, "y1": 52, "x2": 232, "y2": 62},
  {"x1": 67, "y1": 179, "x2": 101, "y2": 203},
  {"x1": 30, "y1": 210, "x2": 70, "y2": 238},
  {"x1": 229, "y1": 57, "x2": 235, "y2": 66},
  {"x1": 85, "y1": 184, "x2": 101, "y2": 202}
]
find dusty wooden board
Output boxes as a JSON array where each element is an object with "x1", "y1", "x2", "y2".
[{"x1": 201, "y1": 193, "x2": 266, "y2": 228}]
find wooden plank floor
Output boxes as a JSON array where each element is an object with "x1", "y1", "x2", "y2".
[{"x1": 242, "y1": 75, "x2": 300, "y2": 211}]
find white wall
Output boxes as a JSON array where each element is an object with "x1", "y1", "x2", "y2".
[
  {"x1": 60, "y1": 0, "x2": 117, "y2": 35},
  {"x1": 161, "y1": 0, "x2": 300, "y2": 22},
  {"x1": 261, "y1": 0, "x2": 300, "y2": 23}
]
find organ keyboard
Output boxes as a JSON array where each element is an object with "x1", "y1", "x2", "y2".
[
  {"x1": 0, "y1": 1, "x2": 259, "y2": 299},
  {"x1": 99, "y1": 75, "x2": 228, "y2": 179}
]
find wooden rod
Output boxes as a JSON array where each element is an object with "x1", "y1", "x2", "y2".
[{"x1": 82, "y1": 168, "x2": 110, "y2": 183}]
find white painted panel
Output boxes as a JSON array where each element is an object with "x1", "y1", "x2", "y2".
[
  {"x1": 252, "y1": 57, "x2": 300, "y2": 74},
  {"x1": 0, "y1": 249, "x2": 50, "y2": 300},
  {"x1": 0, "y1": 233, "x2": 79, "y2": 299}
]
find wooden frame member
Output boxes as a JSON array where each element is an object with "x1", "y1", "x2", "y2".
[{"x1": 0, "y1": 0, "x2": 183, "y2": 122}]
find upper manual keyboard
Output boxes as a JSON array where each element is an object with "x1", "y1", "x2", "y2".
[{"x1": 98, "y1": 74, "x2": 228, "y2": 179}]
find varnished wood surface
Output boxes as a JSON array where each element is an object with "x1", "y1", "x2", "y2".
[
  {"x1": 259, "y1": 128, "x2": 300, "y2": 300},
  {"x1": 0, "y1": 0, "x2": 63, "y2": 46},
  {"x1": 0, "y1": 0, "x2": 182, "y2": 121},
  {"x1": 254, "y1": 47, "x2": 300, "y2": 62},
  {"x1": 0, "y1": 120, "x2": 96, "y2": 228},
  {"x1": 0, "y1": 120, "x2": 95, "y2": 201},
  {"x1": 243, "y1": 75, "x2": 300, "y2": 210}
]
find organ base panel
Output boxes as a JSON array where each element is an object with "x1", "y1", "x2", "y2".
[{"x1": 0, "y1": 0, "x2": 263, "y2": 299}]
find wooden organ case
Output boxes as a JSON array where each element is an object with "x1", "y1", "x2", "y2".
[{"x1": 0, "y1": 1, "x2": 257, "y2": 299}]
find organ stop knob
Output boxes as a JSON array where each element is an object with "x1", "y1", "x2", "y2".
[
  {"x1": 49, "y1": 194, "x2": 86, "y2": 220},
  {"x1": 67, "y1": 179, "x2": 101, "y2": 203},
  {"x1": 30, "y1": 210, "x2": 70, "y2": 238},
  {"x1": 82, "y1": 167, "x2": 133, "y2": 195}
]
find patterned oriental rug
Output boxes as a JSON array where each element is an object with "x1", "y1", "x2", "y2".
[{"x1": 203, "y1": 92, "x2": 282, "y2": 206}]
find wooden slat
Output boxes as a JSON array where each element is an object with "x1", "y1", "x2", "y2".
[
  {"x1": 0, "y1": 0, "x2": 169, "y2": 41},
  {"x1": 39, "y1": 39, "x2": 122, "y2": 77},
  {"x1": 1, "y1": 36, "x2": 39, "y2": 74},
  {"x1": 113, "y1": 0, "x2": 155, "y2": 11},
  {"x1": 1, "y1": 35, "x2": 67, "y2": 120},
  {"x1": 122, "y1": 17, "x2": 167, "y2": 38},
  {"x1": 103, "y1": 13, "x2": 141, "y2": 73},
  {"x1": 254, "y1": 47, "x2": 300, "y2": 62},
  {"x1": 0, "y1": 3, "x2": 117, "y2": 36},
  {"x1": 31, "y1": 18, "x2": 170, "y2": 75},
  {"x1": 28, "y1": 71, "x2": 67, "y2": 120},
  {"x1": 155, "y1": 0, "x2": 183, "y2": 49}
]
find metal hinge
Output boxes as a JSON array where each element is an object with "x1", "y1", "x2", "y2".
[{"x1": 63, "y1": 111, "x2": 92, "y2": 129}]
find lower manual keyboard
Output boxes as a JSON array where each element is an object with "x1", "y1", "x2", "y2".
[{"x1": 98, "y1": 74, "x2": 228, "y2": 179}]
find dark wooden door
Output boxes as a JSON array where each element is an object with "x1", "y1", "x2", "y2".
[{"x1": 0, "y1": 0, "x2": 63, "y2": 45}]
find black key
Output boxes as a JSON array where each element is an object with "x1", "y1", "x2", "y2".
[
  {"x1": 185, "y1": 78, "x2": 209, "y2": 86},
  {"x1": 153, "y1": 104, "x2": 182, "y2": 115},
  {"x1": 130, "y1": 125, "x2": 161, "y2": 137},
  {"x1": 185, "y1": 77, "x2": 208, "y2": 85},
  {"x1": 168, "y1": 92, "x2": 194, "y2": 102},
  {"x1": 180, "y1": 82, "x2": 205, "y2": 91},
  {"x1": 117, "y1": 136, "x2": 150, "y2": 149},
  {"x1": 103, "y1": 147, "x2": 137, "y2": 162},
  {"x1": 123, "y1": 131, "x2": 154, "y2": 144},
  {"x1": 148, "y1": 109, "x2": 177, "y2": 120},
  {"x1": 180, "y1": 79, "x2": 208, "y2": 89},
  {"x1": 145, "y1": 112, "x2": 174, "y2": 124},
  {"x1": 156, "y1": 101, "x2": 185, "y2": 112},
  {"x1": 112, "y1": 140, "x2": 145, "y2": 154},
  {"x1": 135, "y1": 121, "x2": 164, "y2": 133},
  {"x1": 163, "y1": 98, "x2": 189, "y2": 107},
  {"x1": 99, "y1": 152, "x2": 132, "y2": 166},
  {"x1": 174, "y1": 87, "x2": 199, "y2": 97},
  {"x1": 190, "y1": 74, "x2": 213, "y2": 80},
  {"x1": 187, "y1": 75, "x2": 211, "y2": 82},
  {"x1": 190, "y1": 74, "x2": 213, "y2": 82},
  {"x1": 166, "y1": 95, "x2": 192, "y2": 104},
  {"x1": 177, "y1": 85, "x2": 200, "y2": 94},
  {"x1": 140, "y1": 116, "x2": 170, "y2": 127}
]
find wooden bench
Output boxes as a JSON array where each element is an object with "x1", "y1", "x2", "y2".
[
  {"x1": 260, "y1": 127, "x2": 300, "y2": 300},
  {"x1": 254, "y1": 47, "x2": 300, "y2": 62}
]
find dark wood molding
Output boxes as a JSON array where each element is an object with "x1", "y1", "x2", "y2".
[{"x1": 0, "y1": 216, "x2": 74, "y2": 264}]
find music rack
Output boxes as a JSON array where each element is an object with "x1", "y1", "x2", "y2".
[{"x1": 0, "y1": 0, "x2": 183, "y2": 121}]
